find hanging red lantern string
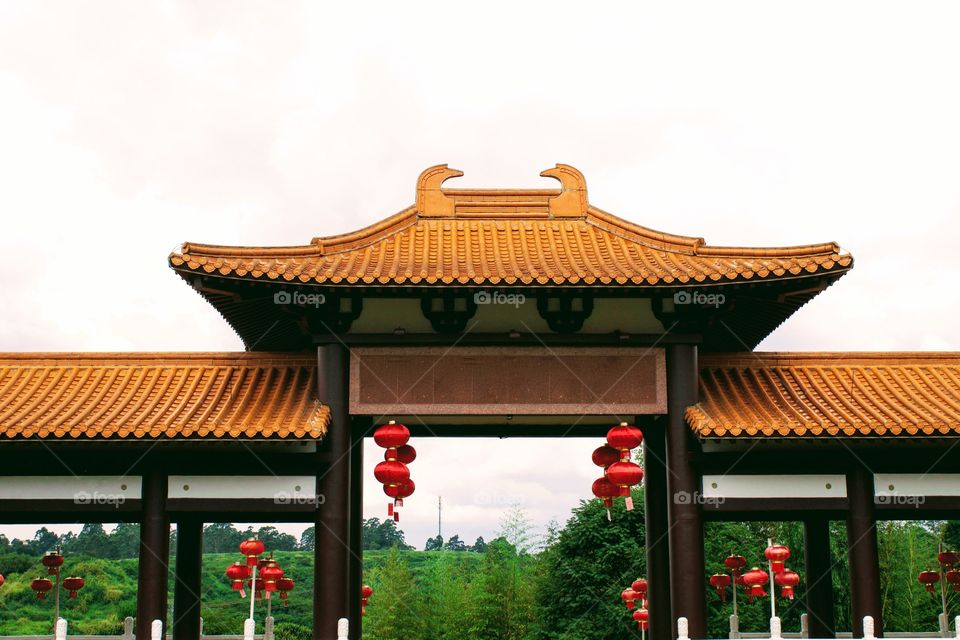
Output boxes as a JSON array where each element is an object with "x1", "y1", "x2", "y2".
[
  {"x1": 740, "y1": 568, "x2": 769, "y2": 603},
  {"x1": 775, "y1": 568, "x2": 800, "y2": 600},
  {"x1": 620, "y1": 587, "x2": 639, "y2": 610},
  {"x1": 374, "y1": 421, "x2": 415, "y2": 519},
  {"x1": 918, "y1": 569, "x2": 940, "y2": 594},
  {"x1": 605, "y1": 460, "x2": 643, "y2": 511},
  {"x1": 764, "y1": 544, "x2": 791, "y2": 574},
  {"x1": 591, "y1": 477, "x2": 619, "y2": 520},
  {"x1": 709, "y1": 573, "x2": 732, "y2": 603}
]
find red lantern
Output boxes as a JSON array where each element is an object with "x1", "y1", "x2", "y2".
[
  {"x1": 374, "y1": 460, "x2": 410, "y2": 486},
  {"x1": 606, "y1": 423, "x2": 643, "y2": 460},
  {"x1": 775, "y1": 569, "x2": 800, "y2": 599},
  {"x1": 247, "y1": 576, "x2": 265, "y2": 598},
  {"x1": 918, "y1": 569, "x2": 940, "y2": 594},
  {"x1": 42, "y1": 551, "x2": 64, "y2": 575},
  {"x1": 277, "y1": 577, "x2": 295, "y2": 606},
  {"x1": 591, "y1": 477, "x2": 619, "y2": 520},
  {"x1": 31, "y1": 577, "x2": 53, "y2": 600},
  {"x1": 741, "y1": 568, "x2": 769, "y2": 602},
  {"x1": 62, "y1": 576, "x2": 85, "y2": 598},
  {"x1": 621, "y1": 587, "x2": 639, "y2": 610},
  {"x1": 226, "y1": 562, "x2": 250, "y2": 597},
  {"x1": 709, "y1": 573, "x2": 732, "y2": 603},
  {"x1": 385, "y1": 478, "x2": 415, "y2": 521},
  {"x1": 239, "y1": 538, "x2": 265, "y2": 567},
  {"x1": 764, "y1": 544, "x2": 790, "y2": 574},
  {"x1": 361, "y1": 583, "x2": 374, "y2": 606},
  {"x1": 946, "y1": 569, "x2": 960, "y2": 592},
  {"x1": 374, "y1": 421, "x2": 410, "y2": 448},
  {"x1": 606, "y1": 461, "x2": 643, "y2": 510},
  {"x1": 592, "y1": 445, "x2": 621, "y2": 468},
  {"x1": 631, "y1": 578, "x2": 648, "y2": 600},
  {"x1": 0, "y1": 574, "x2": 4, "y2": 587},
  {"x1": 938, "y1": 550, "x2": 960, "y2": 568},
  {"x1": 261, "y1": 560, "x2": 284, "y2": 597},
  {"x1": 633, "y1": 608, "x2": 649, "y2": 631},
  {"x1": 724, "y1": 554, "x2": 747, "y2": 574},
  {"x1": 395, "y1": 444, "x2": 417, "y2": 465}
]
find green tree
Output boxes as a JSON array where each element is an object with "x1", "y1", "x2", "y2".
[
  {"x1": 497, "y1": 505, "x2": 535, "y2": 555},
  {"x1": 363, "y1": 548, "x2": 425, "y2": 640},
  {"x1": 537, "y1": 487, "x2": 646, "y2": 639},
  {"x1": 444, "y1": 535, "x2": 466, "y2": 551},
  {"x1": 470, "y1": 536, "x2": 487, "y2": 553},
  {"x1": 425, "y1": 535, "x2": 444, "y2": 551},
  {"x1": 466, "y1": 537, "x2": 536, "y2": 640},
  {"x1": 203, "y1": 523, "x2": 244, "y2": 553},
  {"x1": 256, "y1": 526, "x2": 298, "y2": 552}
]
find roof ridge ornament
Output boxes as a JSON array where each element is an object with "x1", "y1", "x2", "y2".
[
  {"x1": 540, "y1": 164, "x2": 588, "y2": 217},
  {"x1": 415, "y1": 164, "x2": 463, "y2": 217}
]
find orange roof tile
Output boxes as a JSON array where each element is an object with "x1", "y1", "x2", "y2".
[
  {"x1": 170, "y1": 165, "x2": 852, "y2": 287},
  {"x1": 688, "y1": 352, "x2": 960, "y2": 438},
  {"x1": 0, "y1": 353, "x2": 327, "y2": 440}
]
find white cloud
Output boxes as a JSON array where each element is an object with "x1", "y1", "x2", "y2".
[{"x1": 2, "y1": 0, "x2": 959, "y2": 544}]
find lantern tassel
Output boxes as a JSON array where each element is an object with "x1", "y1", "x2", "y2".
[
  {"x1": 606, "y1": 508, "x2": 612, "y2": 521},
  {"x1": 387, "y1": 502, "x2": 393, "y2": 516},
  {"x1": 239, "y1": 588, "x2": 246, "y2": 598},
  {"x1": 625, "y1": 496, "x2": 634, "y2": 511},
  {"x1": 394, "y1": 511, "x2": 400, "y2": 522}
]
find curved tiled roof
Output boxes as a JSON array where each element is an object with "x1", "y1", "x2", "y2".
[
  {"x1": 689, "y1": 353, "x2": 960, "y2": 438},
  {"x1": 170, "y1": 164, "x2": 852, "y2": 287},
  {"x1": 0, "y1": 353, "x2": 327, "y2": 440}
]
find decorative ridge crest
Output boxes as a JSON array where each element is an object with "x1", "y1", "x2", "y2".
[{"x1": 414, "y1": 164, "x2": 588, "y2": 218}]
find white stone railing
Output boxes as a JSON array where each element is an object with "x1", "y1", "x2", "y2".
[
  {"x1": 1, "y1": 616, "x2": 352, "y2": 640},
  {"x1": 678, "y1": 616, "x2": 960, "y2": 640}
]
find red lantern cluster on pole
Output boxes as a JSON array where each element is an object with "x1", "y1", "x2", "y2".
[
  {"x1": 33, "y1": 545, "x2": 84, "y2": 629},
  {"x1": 622, "y1": 577, "x2": 649, "y2": 632},
  {"x1": 361, "y1": 584, "x2": 374, "y2": 616},
  {"x1": 374, "y1": 420, "x2": 416, "y2": 522},
  {"x1": 591, "y1": 422, "x2": 643, "y2": 517}
]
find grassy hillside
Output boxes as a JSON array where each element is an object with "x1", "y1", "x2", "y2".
[{"x1": 0, "y1": 550, "x2": 478, "y2": 635}]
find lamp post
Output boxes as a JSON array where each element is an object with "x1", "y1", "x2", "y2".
[
  {"x1": 709, "y1": 545, "x2": 799, "y2": 639},
  {"x1": 917, "y1": 544, "x2": 959, "y2": 637},
  {"x1": 32, "y1": 547, "x2": 84, "y2": 633}
]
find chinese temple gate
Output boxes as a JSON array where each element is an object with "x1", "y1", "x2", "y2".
[{"x1": 1, "y1": 164, "x2": 958, "y2": 640}]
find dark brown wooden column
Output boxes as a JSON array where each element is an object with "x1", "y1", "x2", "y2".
[
  {"x1": 136, "y1": 472, "x2": 170, "y2": 638},
  {"x1": 803, "y1": 517, "x2": 836, "y2": 638},
  {"x1": 847, "y1": 466, "x2": 883, "y2": 637},
  {"x1": 642, "y1": 417, "x2": 672, "y2": 640},
  {"x1": 315, "y1": 344, "x2": 352, "y2": 640},
  {"x1": 172, "y1": 517, "x2": 203, "y2": 640},
  {"x1": 348, "y1": 419, "x2": 366, "y2": 636},
  {"x1": 665, "y1": 344, "x2": 706, "y2": 639}
]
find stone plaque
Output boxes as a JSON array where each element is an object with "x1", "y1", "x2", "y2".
[{"x1": 349, "y1": 347, "x2": 666, "y2": 416}]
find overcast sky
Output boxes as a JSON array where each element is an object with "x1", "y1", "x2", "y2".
[{"x1": 1, "y1": 1, "x2": 959, "y2": 549}]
